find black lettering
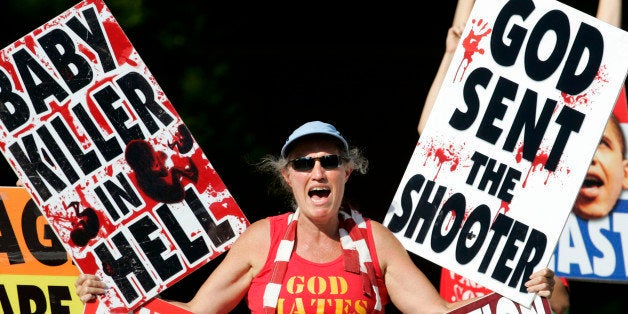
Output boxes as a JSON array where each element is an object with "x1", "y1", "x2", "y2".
[
  {"x1": 37, "y1": 29, "x2": 93, "y2": 93},
  {"x1": 510, "y1": 228, "x2": 546, "y2": 292},
  {"x1": 406, "y1": 179, "x2": 447, "y2": 244},
  {"x1": 547, "y1": 105, "x2": 584, "y2": 171},
  {"x1": 0, "y1": 69, "x2": 29, "y2": 132},
  {"x1": 94, "y1": 232, "x2": 155, "y2": 304},
  {"x1": 493, "y1": 221, "x2": 528, "y2": 283},
  {"x1": 17, "y1": 285, "x2": 46, "y2": 314},
  {"x1": 387, "y1": 174, "x2": 427, "y2": 233},
  {"x1": 66, "y1": 6, "x2": 116, "y2": 73},
  {"x1": 524, "y1": 10, "x2": 570, "y2": 81},
  {"x1": 0, "y1": 284, "x2": 13, "y2": 313},
  {"x1": 476, "y1": 76, "x2": 517, "y2": 144},
  {"x1": 449, "y1": 67, "x2": 492, "y2": 131},
  {"x1": 477, "y1": 158, "x2": 507, "y2": 196},
  {"x1": 128, "y1": 215, "x2": 182, "y2": 280},
  {"x1": 498, "y1": 168, "x2": 521, "y2": 203},
  {"x1": 467, "y1": 152, "x2": 521, "y2": 203},
  {"x1": 22, "y1": 200, "x2": 67, "y2": 266},
  {"x1": 94, "y1": 187, "x2": 120, "y2": 221},
  {"x1": 9, "y1": 134, "x2": 66, "y2": 201},
  {"x1": 51, "y1": 116, "x2": 101, "y2": 178},
  {"x1": 12, "y1": 48, "x2": 68, "y2": 114},
  {"x1": 185, "y1": 188, "x2": 236, "y2": 247},
  {"x1": 491, "y1": 0, "x2": 534, "y2": 66},
  {"x1": 466, "y1": 151, "x2": 488, "y2": 186},
  {"x1": 95, "y1": 173, "x2": 142, "y2": 223},
  {"x1": 93, "y1": 85, "x2": 144, "y2": 145},
  {"x1": 0, "y1": 199, "x2": 24, "y2": 264},
  {"x1": 556, "y1": 23, "x2": 604, "y2": 95},
  {"x1": 431, "y1": 193, "x2": 465, "y2": 253},
  {"x1": 116, "y1": 72, "x2": 175, "y2": 136},
  {"x1": 72, "y1": 102, "x2": 123, "y2": 162},
  {"x1": 479, "y1": 213, "x2": 513, "y2": 274},
  {"x1": 49, "y1": 286, "x2": 72, "y2": 314},
  {"x1": 456, "y1": 204, "x2": 490, "y2": 264},
  {"x1": 35, "y1": 123, "x2": 80, "y2": 184},
  {"x1": 156, "y1": 204, "x2": 209, "y2": 264},
  {"x1": 503, "y1": 89, "x2": 556, "y2": 165}
]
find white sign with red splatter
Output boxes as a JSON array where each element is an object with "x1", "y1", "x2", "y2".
[
  {"x1": 383, "y1": 0, "x2": 628, "y2": 307},
  {"x1": 445, "y1": 291, "x2": 551, "y2": 314},
  {"x1": 0, "y1": 0, "x2": 248, "y2": 313}
]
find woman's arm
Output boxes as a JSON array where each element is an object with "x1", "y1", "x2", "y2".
[
  {"x1": 418, "y1": 0, "x2": 476, "y2": 135},
  {"x1": 178, "y1": 218, "x2": 270, "y2": 313}
]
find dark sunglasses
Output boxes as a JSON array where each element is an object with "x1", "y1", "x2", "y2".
[{"x1": 289, "y1": 155, "x2": 344, "y2": 172}]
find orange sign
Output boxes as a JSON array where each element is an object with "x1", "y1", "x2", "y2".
[{"x1": 0, "y1": 186, "x2": 83, "y2": 313}]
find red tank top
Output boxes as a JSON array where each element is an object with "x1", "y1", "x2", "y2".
[{"x1": 247, "y1": 213, "x2": 389, "y2": 313}]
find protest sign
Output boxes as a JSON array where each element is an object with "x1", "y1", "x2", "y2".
[
  {"x1": 0, "y1": 0, "x2": 248, "y2": 312},
  {"x1": 0, "y1": 186, "x2": 84, "y2": 314},
  {"x1": 383, "y1": 0, "x2": 628, "y2": 306},
  {"x1": 552, "y1": 88, "x2": 628, "y2": 282},
  {"x1": 445, "y1": 292, "x2": 550, "y2": 314}
]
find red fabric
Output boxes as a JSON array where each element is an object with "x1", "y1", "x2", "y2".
[
  {"x1": 248, "y1": 213, "x2": 389, "y2": 313},
  {"x1": 613, "y1": 85, "x2": 627, "y2": 123},
  {"x1": 439, "y1": 268, "x2": 493, "y2": 302}
]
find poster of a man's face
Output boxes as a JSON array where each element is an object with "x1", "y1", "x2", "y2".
[
  {"x1": 553, "y1": 86, "x2": 628, "y2": 282},
  {"x1": 573, "y1": 113, "x2": 628, "y2": 220}
]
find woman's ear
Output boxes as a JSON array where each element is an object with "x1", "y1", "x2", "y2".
[
  {"x1": 344, "y1": 167, "x2": 353, "y2": 182},
  {"x1": 281, "y1": 168, "x2": 292, "y2": 188}
]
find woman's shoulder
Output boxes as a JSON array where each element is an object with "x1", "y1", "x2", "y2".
[
  {"x1": 368, "y1": 219, "x2": 407, "y2": 255},
  {"x1": 236, "y1": 212, "x2": 291, "y2": 243}
]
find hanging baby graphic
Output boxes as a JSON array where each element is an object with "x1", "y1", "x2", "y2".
[{"x1": 0, "y1": 0, "x2": 249, "y2": 312}]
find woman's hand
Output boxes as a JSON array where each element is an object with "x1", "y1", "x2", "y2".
[
  {"x1": 74, "y1": 274, "x2": 107, "y2": 303},
  {"x1": 525, "y1": 268, "x2": 555, "y2": 298}
]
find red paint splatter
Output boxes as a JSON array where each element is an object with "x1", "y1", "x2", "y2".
[
  {"x1": 613, "y1": 86, "x2": 628, "y2": 122},
  {"x1": 432, "y1": 144, "x2": 461, "y2": 180},
  {"x1": 515, "y1": 144, "x2": 558, "y2": 188},
  {"x1": 561, "y1": 65, "x2": 609, "y2": 110},
  {"x1": 499, "y1": 200, "x2": 511, "y2": 217},
  {"x1": 445, "y1": 211, "x2": 457, "y2": 231},
  {"x1": 78, "y1": 43, "x2": 98, "y2": 64},
  {"x1": 455, "y1": 18, "x2": 492, "y2": 82}
]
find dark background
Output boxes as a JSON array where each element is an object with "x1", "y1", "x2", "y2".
[{"x1": 0, "y1": 1, "x2": 626, "y2": 313}]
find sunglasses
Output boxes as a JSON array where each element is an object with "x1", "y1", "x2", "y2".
[{"x1": 289, "y1": 155, "x2": 344, "y2": 172}]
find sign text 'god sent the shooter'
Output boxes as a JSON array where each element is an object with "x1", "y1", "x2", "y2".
[{"x1": 384, "y1": 0, "x2": 628, "y2": 306}]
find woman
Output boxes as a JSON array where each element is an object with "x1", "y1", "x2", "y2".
[{"x1": 76, "y1": 121, "x2": 555, "y2": 313}]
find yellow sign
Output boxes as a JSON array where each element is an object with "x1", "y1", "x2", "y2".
[{"x1": 0, "y1": 187, "x2": 83, "y2": 313}]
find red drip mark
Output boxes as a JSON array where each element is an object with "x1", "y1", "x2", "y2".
[
  {"x1": 102, "y1": 19, "x2": 136, "y2": 67},
  {"x1": 561, "y1": 65, "x2": 609, "y2": 109},
  {"x1": 455, "y1": 19, "x2": 492, "y2": 82},
  {"x1": 446, "y1": 205, "x2": 473, "y2": 233},
  {"x1": 432, "y1": 144, "x2": 461, "y2": 180},
  {"x1": 78, "y1": 43, "x2": 98, "y2": 64},
  {"x1": 517, "y1": 145, "x2": 554, "y2": 188},
  {"x1": 84, "y1": 75, "x2": 119, "y2": 135},
  {"x1": 560, "y1": 92, "x2": 589, "y2": 107},
  {"x1": 499, "y1": 200, "x2": 511, "y2": 217},
  {"x1": 445, "y1": 211, "x2": 457, "y2": 231}
]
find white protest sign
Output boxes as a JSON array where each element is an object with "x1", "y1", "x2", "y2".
[
  {"x1": 384, "y1": 0, "x2": 628, "y2": 306},
  {"x1": 0, "y1": 0, "x2": 248, "y2": 312}
]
